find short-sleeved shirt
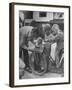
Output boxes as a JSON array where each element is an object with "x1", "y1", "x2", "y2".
[{"x1": 19, "y1": 26, "x2": 33, "y2": 47}]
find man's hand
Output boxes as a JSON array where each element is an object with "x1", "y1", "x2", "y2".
[{"x1": 22, "y1": 45, "x2": 28, "y2": 50}]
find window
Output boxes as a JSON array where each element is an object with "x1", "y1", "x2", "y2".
[
  {"x1": 39, "y1": 12, "x2": 47, "y2": 17},
  {"x1": 25, "y1": 11, "x2": 33, "y2": 19}
]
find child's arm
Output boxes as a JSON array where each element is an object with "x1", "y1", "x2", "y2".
[{"x1": 45, "y1": 34, "x2": 60, "y2": 43}]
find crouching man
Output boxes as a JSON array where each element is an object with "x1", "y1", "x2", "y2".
[{"x1": 19, "y1": 26, "x2": 33, "y2": 72}]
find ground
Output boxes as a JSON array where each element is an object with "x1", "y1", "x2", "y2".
[
  {"x1": 21, "y1": 65, "x2": 64, "y2": 79},
  {"x1": 22, "y1": 70, "x2": 63, "y2": 79},
  {"x1": 20, "y1": 43, "x2": 64, "y2": 79}
]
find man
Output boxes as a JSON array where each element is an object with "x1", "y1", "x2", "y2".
[
  {"x1": 19, "y1": 26, "x2": 33, "y2": 72},
  {"x1": 48, "y1": 24, "x2": 64, "y2": 68}
]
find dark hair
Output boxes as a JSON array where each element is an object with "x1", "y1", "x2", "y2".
[
  {"x1": 44, "y1": 24, "x2": 51, "y2": 32},
  {"x1": 31, "y1": 25, "x2": 44, "y2": 39},
  {"x1": 30, "y1": 20, "x2": 38, "y2": 27}
]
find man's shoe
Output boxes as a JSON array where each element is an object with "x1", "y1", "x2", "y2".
[{"x1": 25, "y1": 67, "x2": 32, "y2": 73}]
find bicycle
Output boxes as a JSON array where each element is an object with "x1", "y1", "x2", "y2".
[
  {"x1": 28, "y1": 41, "x2": 51, "y2": 76},
  {"x1": 22, "y1": 40, "x2": 64, "y2": 76}
]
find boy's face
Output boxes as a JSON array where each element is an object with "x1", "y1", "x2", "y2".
[
  {"x1": 37, "y1": 38, "x2": 42, "y2": 45},
  {"x1": 45, "y1": 30, "x2": 50, "y2": 36}
]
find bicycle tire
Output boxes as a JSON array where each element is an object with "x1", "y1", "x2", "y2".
[{"x1": 29, "y1": 52, "x2": 48, "y2": 76}]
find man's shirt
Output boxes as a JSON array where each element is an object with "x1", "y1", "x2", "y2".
[{"x1": 19, "y1": 26, "x2": 33, "y2": 47}]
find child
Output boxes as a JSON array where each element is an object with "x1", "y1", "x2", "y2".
[
  {"x1": 35, "y1": 37, "x2": 44, "y2": 53},
  {"x1": 48, "y1": 24, "x2": 64, "y2": 68}
]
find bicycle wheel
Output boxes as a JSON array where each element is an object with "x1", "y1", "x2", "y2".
[{"x1": 29, "y1": 51, "x2": 48, "y2": 76}]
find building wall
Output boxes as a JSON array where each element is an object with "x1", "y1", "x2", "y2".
[{"x1": 33, "y1": 11, "x2": 53, "y2": 22}]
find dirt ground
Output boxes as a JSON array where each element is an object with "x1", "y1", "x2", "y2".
[
  {"x1": 22, "y1": 70, "x2": 63, "y2": 79},
  {"x1": 20, "y1": 60, "x2": 64, "y2": 79},
  {"x1": 21, "y1": 64, "x2": 64, "y2": 79}
]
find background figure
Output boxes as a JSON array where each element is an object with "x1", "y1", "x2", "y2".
[
  {"x1": 44, "y1": 24, "x2": 51, "y2": 39},
  {"x1": 19, "y1": 11, "x2": 25, "y2": 28},
  {"x1": 19, "y1": 11, "x2": 25, "y2": 78}
]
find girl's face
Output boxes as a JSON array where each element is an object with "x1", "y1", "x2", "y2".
[
  {"x1": 52, "y1": 27, "x2": 58, "y2": 35},
  {"x1": 52, "y1": 29, "x2": 57, "y2": 35},
  {"x1": 51, "y1": 24, "x2": 59, "y2": 35}
]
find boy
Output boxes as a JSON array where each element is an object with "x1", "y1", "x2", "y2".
[{"x1": 46, "y1": 24, "x2": 64, "y2": 68}]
